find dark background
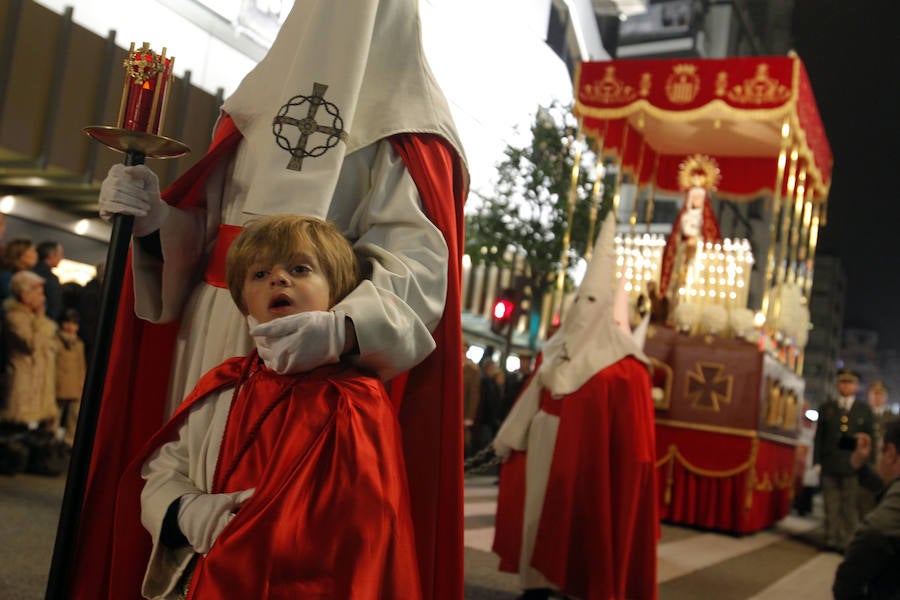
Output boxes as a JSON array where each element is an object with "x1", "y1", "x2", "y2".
[{"x1": 792, "y1": 0, "x2": 900, "y2": 350}]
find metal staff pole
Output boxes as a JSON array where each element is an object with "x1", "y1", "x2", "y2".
[{"x1": 45, "y1": 43, "x2": 188, "y2": 600}]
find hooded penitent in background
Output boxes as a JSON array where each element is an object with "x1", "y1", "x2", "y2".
[
  {"x1": 72, "y1": 1, "x2": 467, "y2": 598},
  {"x1": 492, "y1": 211, "x2": 658, "y2": 600}
]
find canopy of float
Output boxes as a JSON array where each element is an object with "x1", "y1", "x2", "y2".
[{"x1": 574, "y1": 54, "x2": 832, "y2": 202}]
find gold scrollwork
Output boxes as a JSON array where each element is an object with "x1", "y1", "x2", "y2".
[
  {"x1": 639, "y1": 72, "x2": 652, "y2": 97},
  {"x1": 726, "y1": 63, "x2": 792, "y2": 105},
  {"x1": 581, "y1": 66, "x2": 638, "y2": 105},
  {"x1": 665, "y1": 64, "x2": 701, "y2": 104},
  {"x1": 715, "y1": 71, "x2": 728, "y2": 97}
]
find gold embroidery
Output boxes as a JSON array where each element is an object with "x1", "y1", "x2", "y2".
[
  {"x1": 639, "y1": 72, "x2": 652, "y2": 97},
  {"x1": 581, "y1": 66, "x2": 638, "y2": 105},
  {"x1": 715, "y1": 71, "x2": 728, "y2": 97},
  {"x1": 726, "y1": 63, "x2": 791, "y2": 105},
  {"x1": 665, "y1": 64, "x2": 701, "y2": 104}
]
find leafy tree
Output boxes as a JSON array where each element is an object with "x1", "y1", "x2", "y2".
[{"x1": 465, "y1": 103, "x2": 613, "y2": 344}]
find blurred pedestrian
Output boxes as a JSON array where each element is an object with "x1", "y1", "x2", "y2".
[
  {"x1": 0, "y1": 238, "x2": 38, "y2": 302},
  {"x1": 77, "y1": 261, "x2": 104, "y2": 354},
  {"x1": 463, "y1": 342, "x2": 481, "y2": 457},
  {"x1": 858, "y1": 381, "x2": 890, "y2": 518},
  {"x1": 32, "y1": 241, "x2": 64, "y2": 321},
  {"x1": 476, "y1": 347, "x2": 505, "y2": 451},
  {"x1": 1, "y1": 271, "x2": 58, "y2": 430},
  {"x1": 55, "y1": 308, "x2": 86, "y2": 447}
]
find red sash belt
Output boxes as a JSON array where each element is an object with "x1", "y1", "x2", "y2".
[{"x1": 204, "y1": 224, "x2": 244, "y2": 289}]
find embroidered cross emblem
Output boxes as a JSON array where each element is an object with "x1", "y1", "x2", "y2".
[
  {"x1": 272, "y1": 82, "x2": 348, "y2": 171},
  {"x1": 685, "y1": 362, "x2": 733, "y2": 411}
]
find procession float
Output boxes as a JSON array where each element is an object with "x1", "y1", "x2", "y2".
[{"x1": 571, "y1": 53, "x2": 832, "y2": 533}]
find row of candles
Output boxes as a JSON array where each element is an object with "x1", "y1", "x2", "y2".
[{"x1": 615, "y1": 234, "x2": 755, "y2": 311}]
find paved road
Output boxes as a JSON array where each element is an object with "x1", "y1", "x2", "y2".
[{"x1": 0, "y1": 471, "x2": 840, "y2": 599}]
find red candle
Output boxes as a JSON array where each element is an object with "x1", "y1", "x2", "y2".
[{"x1": 119, "y1": 46, "x2": 171, "y2": 134}]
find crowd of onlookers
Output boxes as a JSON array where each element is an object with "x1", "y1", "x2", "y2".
[
  {"x1": 0, "y1": 214, "x2": 100, "y2": 476},
  {"x1": 462, "y1": 342, "x2": 533, "y2": 458}
]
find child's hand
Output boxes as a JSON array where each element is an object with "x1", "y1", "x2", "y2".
[{"x1": 177, "y1": 488, "x2": 255, "y2": 554}]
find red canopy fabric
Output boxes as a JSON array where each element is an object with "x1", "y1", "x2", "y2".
[{"x1": 574, "y1": 55, "x2": 832, "y2": 201}]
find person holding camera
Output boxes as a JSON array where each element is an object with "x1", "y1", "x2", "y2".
[
  {"x1": 814, "y1": 368, "x2": 875, "y2": 553},
  {"x1": 833, "y1": 418, "x2": 900, "y2": 599}
]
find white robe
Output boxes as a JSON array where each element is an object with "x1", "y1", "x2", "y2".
[
  {"x1": 140, "y1": 388, "x2": 233, "y2": 600},
  {"x1": 131, "y1": 138, "x2": 448, "y2": 414}
]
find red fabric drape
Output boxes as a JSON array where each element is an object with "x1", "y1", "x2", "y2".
[{"x1": 656, "y1": 425, "x2": 796, "y2": 534}]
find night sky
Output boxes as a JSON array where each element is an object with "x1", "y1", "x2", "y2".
[{"x1": 791, "y1": 0, "x2": 900, "y2": 350}]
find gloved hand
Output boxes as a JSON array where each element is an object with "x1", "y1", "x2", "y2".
[
  {"x1": 98, "y1": 163, "x2": 169, "y2": 237},
  {"x1": 177, "y1": 488, "x2": 255, "y2": 554},
  {"x1": 249, "y1": 310, "x2": 347, "y2": 374}
]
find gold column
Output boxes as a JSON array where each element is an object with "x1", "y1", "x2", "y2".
[
  {"x1": 629, "y1": 140, "x2": 647, "y2": 235},
  {"x1": 611, "y1": 122, "x2": 631, "y2": 217},
  {"x1": 804, "y1": 202, "x2": 823, "y2": 301},
  {"x1": 760, "y1": 118, "x2": 792, "y2": 319},
  {"x1": 795, "y1": 189, "x2": 814, "y2": 292},
  {"x1": 645, "y1": 153, "x2": 660, "y2": 233},
  {"x1": 584, "y1": 126, "x2": 608, "y2": 261},
  {"x1": 775, "y1": 149, "x2": 799, "y2": 287},
  {"x1": 553, "y1": 125, "x2": 585, "y2": 318},
  {"x1": 787, "y1": 168, "x2": 808, "y2": 283}
]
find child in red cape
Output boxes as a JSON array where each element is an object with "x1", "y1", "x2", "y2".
[{"x1": 120, "y1": 215, "x2": 420, "y2": 599}]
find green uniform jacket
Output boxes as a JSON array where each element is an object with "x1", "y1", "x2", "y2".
[{"x1": 814, "y1": 399, "x2": 875, "y2": 477}]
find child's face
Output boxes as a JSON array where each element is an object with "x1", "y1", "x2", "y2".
[
  {"x1": 62, "y1": 321, "x2": 79, "y2": 335},
  {"x1": 242, "y1": 251, "x2": 331, "y2": 324}
]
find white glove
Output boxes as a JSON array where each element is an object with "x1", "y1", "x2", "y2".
[
  {"x1": 177, "y1": 488, "x2": 255, "y2": 554},
  {"x1": 98, "y1": 163, "x2": 169, "y2": 237},
  {"x1": 249, "y1": 311, "x2": 347, "y2": 374}
]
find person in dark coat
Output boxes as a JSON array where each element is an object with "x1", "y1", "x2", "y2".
[
  {"x1": 833, "y1": 417, "x2": 900, "y2": 600},
  {"x1": 32, "y1": 241, "x2": 64, "y2": 322}
]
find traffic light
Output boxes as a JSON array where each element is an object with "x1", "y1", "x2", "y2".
[{"x1": 490, "y1": 288, "x2": 517, "y2": 335}]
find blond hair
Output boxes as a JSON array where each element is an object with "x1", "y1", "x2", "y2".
[
  {"x1": 9, "y1": 270, "x2": 44, "y2": 299},
  {"x1": 225, "y1": 215, "x2": 358, "y2": 314}
]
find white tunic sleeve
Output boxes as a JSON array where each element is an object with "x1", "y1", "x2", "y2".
[
  {"x1": 139, "y1": 390, "x2": 232, "y2": 600},
  {"x1": 332, "y1": 140, "x2": 448, "y2": 380}
]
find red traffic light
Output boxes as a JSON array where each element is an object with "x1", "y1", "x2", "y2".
[{"x1": 492, "y1": 298, "x2": 515, "y2": 322}]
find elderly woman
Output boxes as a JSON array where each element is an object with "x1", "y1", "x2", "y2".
[{"x1": 1, "y1": 270, "x2": 58, "y2": 429}]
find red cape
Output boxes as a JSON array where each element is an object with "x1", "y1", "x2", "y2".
[
  {"x1": 493, "y1": 357, "x2": 658, "y2": 600},
  {"x1": 69, "y1": 118, "x2": 465, "y2": 600},
  {"x1": 109, "y1": 355, "x2": 421, "y2": 599},
  {"x1": 658, "y1": 190, "x2": 722, "y2": 298}
]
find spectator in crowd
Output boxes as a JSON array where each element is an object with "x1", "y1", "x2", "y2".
[
  {"x1": 833, "y1": 418, "x2": 900, "y2": 599},
  {"x1": 815, "y1": 368, "x2": 876, "y2": 552},
  {"x1": 55, "y1": 308, "x2": 86, "y2": 447},
  {"x1": 32, "y1": 241, "x2": 64, "y2": 321},
  {"x1": 476, "y1": 347, "x2": 505, "y2": 451},
  {"x1": 463, "y1": 342, "x2": 482, "y2": 457},
  {"x1": 77, "y1": 261, "x2": 104, "y2": 355},
  {"x1": 1, "y1": 271, "x2": 58, "y2": 430},
  {"x1": 0, "y1": 238, "x2": 38, "y2": 302},
  {"x1": 503, "y1": 351, "x2": 534, "y2": 412},
  {"x1": 859, "y1": 381, "x2": 891, "y2": 518}
]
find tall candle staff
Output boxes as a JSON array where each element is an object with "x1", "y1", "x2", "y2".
[{"x1": 45, "y1": 42, "x2": 189, "y2": 600}]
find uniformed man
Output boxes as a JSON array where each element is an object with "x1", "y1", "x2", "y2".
[{"x1": 813, "y1": 368, "x2": 875, "y2": 552}]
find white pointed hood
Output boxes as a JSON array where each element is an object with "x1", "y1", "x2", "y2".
[
  {"x1": 221, "y1": 0, "x2": 467, "y2": 218},
  {"x1": 538, "y1": 212, "x2": 649, "y2": 396}
]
